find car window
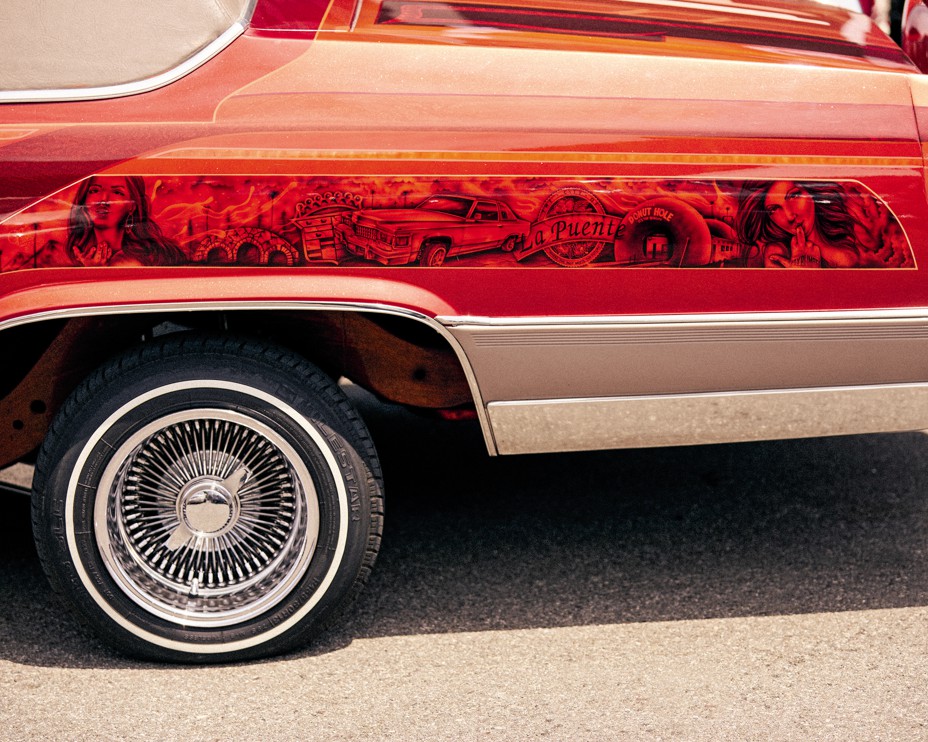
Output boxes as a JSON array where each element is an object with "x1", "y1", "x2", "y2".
[
  {"x1": 499, "y1": 204, "x2": 516, "y2": 221},
  {"x1": 417, "y1": 196, "x2": 473, "y2": 218},
  {"x1": 474, "y1": 202, "x2": 499, "y2": 221}
]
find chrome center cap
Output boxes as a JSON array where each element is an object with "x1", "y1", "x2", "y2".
[{"x1": 179, "y1": 479, "x2": 239, "y2": 536}]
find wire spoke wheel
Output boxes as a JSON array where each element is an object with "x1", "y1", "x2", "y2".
[
  {"x1": 97, "y1": 410, "x2": 318, "y2": 627},
  {"x1": 32, "y1": 336, "x2": 383, "y2": 662}
]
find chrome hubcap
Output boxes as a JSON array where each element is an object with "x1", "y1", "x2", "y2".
[
  {"x1": 179, "y1": 478, "x2": 238, "y2": 536},
  {"x1": 94, "y1": 408, "x2": 320, "y2": 627}
]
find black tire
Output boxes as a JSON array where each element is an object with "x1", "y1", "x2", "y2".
[
  {"x1": 31, "y1": 334, "x2": 383, "y2": 663},
  {"x1": 419, "y1": 241, "x2": 448, "y2": 266}
]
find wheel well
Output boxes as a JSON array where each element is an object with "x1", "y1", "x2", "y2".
[
  {"x1": 0, "y1": 308, "x2": 474, "y2": 468},
  {"x1": 421, "y1": 236, "x2": 452, "y2": 252}
]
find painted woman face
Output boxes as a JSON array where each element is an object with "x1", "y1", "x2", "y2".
[
  {"x1": 84, "y1": 177, "x2": 135, "y2": 230},
  {"x1": 764, "y1": 181, "x2": 814, "y2": 236}
]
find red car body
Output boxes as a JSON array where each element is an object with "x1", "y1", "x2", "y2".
[{"x1": 2, "y1": 0, "x2": 927, "y2": 662}]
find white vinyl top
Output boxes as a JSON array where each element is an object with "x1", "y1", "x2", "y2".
[{"x1": 0, "y1": 0, "x2": 252, "y2": 94}]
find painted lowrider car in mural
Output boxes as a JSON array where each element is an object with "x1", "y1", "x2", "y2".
[
  {"x1": 338, "y1": 194, "x2": 531, "y2": 265},
  {"x1": 2, "y1": 0, "x2": 928, "y2": 663}
]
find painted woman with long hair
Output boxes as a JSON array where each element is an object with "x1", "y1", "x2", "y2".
[
  {"x1": 736, "y1": 181, "x2": 859, "y2": 268},
  {"x1": 67, "y1": 175, "x2": 185, "y2": 266}
]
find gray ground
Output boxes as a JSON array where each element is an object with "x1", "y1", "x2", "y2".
[{"x1": 1, "y1": 390, "x2": 927, "y2": 740}]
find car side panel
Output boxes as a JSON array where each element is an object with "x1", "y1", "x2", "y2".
[{"x1": 2, "y1": 27, "x2": 928, "y2": 456}]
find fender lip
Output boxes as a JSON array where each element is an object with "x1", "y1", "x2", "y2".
[
  {"x1": 0, "y1": 269, "x2": 458, "y2": 324},
  {"x1": 0, "y1": 295, "x2": 498, "y2": 456}
]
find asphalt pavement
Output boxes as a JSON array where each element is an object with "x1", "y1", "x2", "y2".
[{"x1": 1, "y1": 389, "x2": 927, "y2": 740}]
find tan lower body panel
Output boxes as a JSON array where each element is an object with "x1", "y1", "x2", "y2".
[
  {"x1": 488, "y1": 383, "x2": 928, "y2": 455},
  {"x1": 443, "y1": 311, "x2": 928, "y2": 453},
  {"x1": 448, "y1": 315, "x2": 928, "y2": 403}
]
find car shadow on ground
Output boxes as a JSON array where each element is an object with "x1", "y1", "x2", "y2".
[{"x1": 1, "y1": 386, "x2": 926, "y2": 668}]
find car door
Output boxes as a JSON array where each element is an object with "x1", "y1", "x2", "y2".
[{"x1": 461, "y1": 201, "x2": 503, "y2": 253}]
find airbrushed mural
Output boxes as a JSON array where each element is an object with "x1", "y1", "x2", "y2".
[{"x1": 0, "y1": 175, "x2": 913, "y2": 270}]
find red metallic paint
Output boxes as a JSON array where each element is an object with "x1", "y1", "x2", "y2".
[
  {"x1": 1, "y1": 0, "x2": 927, "y2": 324},
  {"x1": 0, "y1": 35, "x2": 311, "y2": 221}
]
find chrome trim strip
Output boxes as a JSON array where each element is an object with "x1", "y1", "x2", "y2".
[
  {"x1": 0, "y1": 22, "x2": 246, "y2": 104},
  {"x1": 437, "y1": 307, "x2": 928, "y2": 327},
  {"x1": 0, "y1": 300, "x2": 497, "y2": 454},
  {"x1": 466, "y1": 322, "x2": 928, "y2": 346},
  {"x1": 349, "y1": 0, "x2": 365, "y2": 31},
  {"x1": 488, "y1": 384, "x2": 928, "y2": 455}
]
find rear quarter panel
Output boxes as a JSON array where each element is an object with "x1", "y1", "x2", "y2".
[{"x1": 1, "y1": 4, "x2": 927, "y2": 455}]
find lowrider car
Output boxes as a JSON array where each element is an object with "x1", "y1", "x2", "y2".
[
  {"x1": 339, "y1": 194, "x2": 532, "y2": 265},
  {"x1": 2, "y1": 0, "x2": 927, "y2": 662}
]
